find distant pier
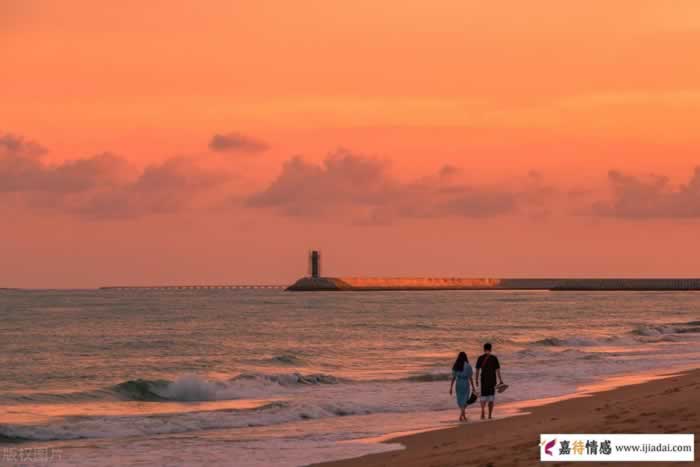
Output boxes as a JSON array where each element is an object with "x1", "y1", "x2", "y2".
[
  {"x1": 286, "y1": 277, "x2": 700, "y2": 291},
  {"x1": 286, "y1": 251, "x2": 700, "y2": 291},
  {"x1": 100, "y1": 285, "x2": 285, "y2": 291},
  {"x1": 99, "y1": 250, "x2": 700, "y2": 293}
]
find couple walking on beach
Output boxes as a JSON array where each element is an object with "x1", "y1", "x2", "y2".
[{"x1": 449, "y1": 343, "x2": 504, "y2": 422}]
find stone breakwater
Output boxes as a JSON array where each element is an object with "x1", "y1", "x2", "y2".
[{"x1": 286, "y1": 277, "x2": 700, "y2": 291}]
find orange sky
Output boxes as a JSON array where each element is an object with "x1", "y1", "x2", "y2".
[{"x1": 2, "y1": 1, "x2": 700, "y2": 287}]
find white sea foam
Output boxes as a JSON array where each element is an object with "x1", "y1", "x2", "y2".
[{"x1": 157, "y1": 374, "x2": 223, "y2": 401}]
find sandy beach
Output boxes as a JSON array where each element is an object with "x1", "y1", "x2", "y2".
[{"x1": 316, "y1": 369, "x2": 699, "y2": 467}]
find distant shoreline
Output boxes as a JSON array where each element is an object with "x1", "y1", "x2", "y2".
[{"x1": 5, "y1": 279, "x2": 700, "y2": 291}]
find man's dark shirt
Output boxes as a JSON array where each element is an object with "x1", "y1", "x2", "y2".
[{"x1": 476, "y1": 353, "x2": 500, "y2": 389}]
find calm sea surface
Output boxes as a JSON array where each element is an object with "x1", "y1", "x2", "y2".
[{"x1": 1, "y1": 289, "x2": 699, "y2": 466}]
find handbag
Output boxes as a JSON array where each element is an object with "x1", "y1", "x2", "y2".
[{"x1": 467, "y1": 361, "x2": 479, "y2": 405}]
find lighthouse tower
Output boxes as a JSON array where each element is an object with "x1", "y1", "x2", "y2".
[{"x1": 310, "y1": 250, "x2": 321, "y2": 278}]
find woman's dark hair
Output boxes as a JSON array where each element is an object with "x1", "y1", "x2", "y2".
[{"x1": 452, "y1": 351, "x2": 469, "y2": 372}]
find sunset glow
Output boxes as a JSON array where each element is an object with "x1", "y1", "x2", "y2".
[{"x1": 3, "y1": 1, "x2": 700, "y2": 287}]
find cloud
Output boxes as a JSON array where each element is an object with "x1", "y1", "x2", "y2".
[
  {"x1": 44, "y1": 153, "x2": 129, "y2": 193},
  {"x1": 247, "y1": 150, "x2": 389, "y2": 217},
  {"x1": 1, "y1": 132, "x2": 568, "y2": 223},
  {"x1": 1, "y1": 132, "x2": 229, "y2": 219},
  {"x1": 74, "y1": 158, "x2": 228, "y2": 220},
  {"x1": 247, "y1": 149, "x2": 527, "y2": 222},
  {"x1": 592, "y1": 167, "x2": 700, "y2": 219},
  {"x1": 0, "y1": 132, "x2": 47, "y2": 158},
  {"x1": 208, "y1": 132, "x2": 268, "y2": 154},
  {"x1": 1, "y1": 145, "x2": 126, "y2": 194}
]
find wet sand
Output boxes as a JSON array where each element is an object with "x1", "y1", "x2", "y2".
[{"x1": 315, "y1": 369, "x2": 699, "y2": 467}]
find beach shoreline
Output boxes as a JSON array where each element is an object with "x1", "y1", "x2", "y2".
[{"x1": 313, "y1": 368, "x2": 699, "y2": 467}]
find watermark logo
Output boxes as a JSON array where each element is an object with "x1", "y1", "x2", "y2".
[
  {"x1": 540, "y1": 434, "x2": 694, "y2": 462},
  {"x1": 2, "y1": 447, "x2": 63, "y2": 465},
  {"x1": 542, "y1": 438, "x2": 556, "y2": 456}
]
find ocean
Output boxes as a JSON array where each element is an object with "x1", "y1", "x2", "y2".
[{"x1": 1, "y1": 289, "x2": 699, "y2": 466}]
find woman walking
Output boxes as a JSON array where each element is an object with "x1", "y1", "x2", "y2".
[{"x1": 449, "y1": 351, "x2": 476, "y2": 421}]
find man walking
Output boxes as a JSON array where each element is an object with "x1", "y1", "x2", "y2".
[{"x1": 475, "y1": 342, "x2": 503, "y2": 420}]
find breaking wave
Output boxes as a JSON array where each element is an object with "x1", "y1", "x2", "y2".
[
  {"x1": 268, "y1": 354, "x2": 306, "y2": 365},
  {"x1": 532, "y1": 337, "x2": 599, "y2": 347},
  {"x1": 0, "y1": 434, "x2": 31, "y2": 443},
  {"x1": 0, "y1": 401, "x2": 289, "y2": 442},
  {"x1": 114, "y1": 373, "x2": 343, "y2": 402},
  {"x1": 114, "y1": 379, "x2": 171, "y2": 401},
  {"x1": 0, "y1": 370, "x2": 464, "y2": 406},
  {"x1": 233, "y1": 372, "x2": 343, "y2": 386},
  {"x1": 529, "y1": 321, "x2": 700, "y2": 348},
  {"x1": 400, "y1": 373, "x2": 451, "y2": 382},
  {"x1": 631, "y1": 323, "x2": 700, "y2": 337},
  {"x1": 0, "y1": 394, "x2": 421, "y2": 443}
]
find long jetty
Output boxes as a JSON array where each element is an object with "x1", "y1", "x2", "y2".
[
  {"x1": 100, "y1": 285, "x2": 285, "y2": 290},
  {"x1": 286, "y1": 277, "x2": 700, "y2": 291}
]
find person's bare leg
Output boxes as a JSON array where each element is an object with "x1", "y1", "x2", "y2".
[
  {"x1": 480, "y1": 401, "x2": 486, "y2": 419},
  {"x1": 488, "y1": 401, "x2": 494, "y2": 419}
]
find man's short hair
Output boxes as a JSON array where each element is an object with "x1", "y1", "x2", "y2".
[{"x1": 484, "y1": 342, "x2": 492, "y2": 351}]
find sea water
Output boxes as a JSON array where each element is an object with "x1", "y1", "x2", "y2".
[{"x1": 0, "y1": 289, "x2": 698, "y2": 466}]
